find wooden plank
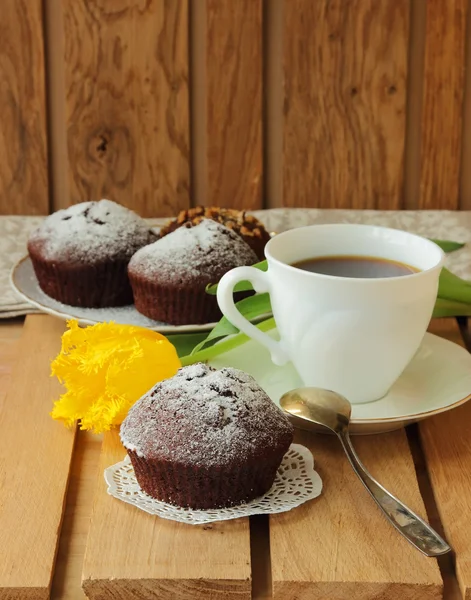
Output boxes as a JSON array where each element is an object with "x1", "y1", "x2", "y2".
[
  {"x1": 402, "y1": 0, "x2": 426, "y2": 210},
  {"x1": 0, "y1": 0, "x2": 48, "y2": 215},
  {"x1": 408, "y1": 421, "x2": 464, "y2": 600},
  {"x1": 419, "y1": 0, "x2": 467, "y2": 209},
  {"x1": 44, "y1": 0, "x2": 71, "y2": 215},
  {"x1": 51, "y1": 430, "x2": 102, "y2": 600},
  {"x1": 0, "y1": 320, "x2": 100, "y2": 600},
  {"x1": 82, "y1": 431, "x2": 251, "y2": 600},
  {"x1": 62, "y1": 0, "x2": 189, "y2": 217},
  {"x1": 0, "y1": 315, "x2": 75, "y2": 600},
  {"x1": 188, "y1": 0, "x2": 207, "y2": 207},
  {"x1": 264, "y1": 0, "x2": 283, "y2": 209},
  {"x1": 420, "y1": 319, "x2": 471, "y2": 600},
  {"x1": 270, "y1": 429, "x2": 442, "y2": 600},
  {"x1": 0, "y1": 319, "x2": 23, "y2": 403},
  {"x1": 283, "y1": 0, "x2": 409, "y2": 209},
  {"x1": 460, "y1": 4, "x2": 471, "y2": 209},
  {"x1": 205, "y1": 0, "x2": 263, "y2": 209}
]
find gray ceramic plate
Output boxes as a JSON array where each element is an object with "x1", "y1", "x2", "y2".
[{"x1": 10, "y1": 256, "x2": 221, "y2": 334}]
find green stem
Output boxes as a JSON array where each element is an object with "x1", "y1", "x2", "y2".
[
  {"x1": 433, "y1": 298, "x2": 471, "y2": 318},
  {"x1": 180, "y1": 318, "x2": 276, "y2": 366}
]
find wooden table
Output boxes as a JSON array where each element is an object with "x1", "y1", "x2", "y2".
[{"x1": 0, "y1": 315, "x2": 470, "y2": 600}]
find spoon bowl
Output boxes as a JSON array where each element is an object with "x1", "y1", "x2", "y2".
[{"x1": 280, "y1": 387, "x2": 351, "y2": 433}]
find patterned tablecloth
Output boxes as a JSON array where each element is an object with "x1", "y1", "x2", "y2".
[{"x1": 2, "y1": 209, "x2": 471, "y2": 318}]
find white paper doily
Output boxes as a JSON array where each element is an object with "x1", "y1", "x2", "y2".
[{"x1": 104, "y1": 444, "x2": 322, "y2": 525}]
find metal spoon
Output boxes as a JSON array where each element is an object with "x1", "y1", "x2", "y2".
[{"x1": 280, "y1": 387, "x2": 451, "y2": 557}]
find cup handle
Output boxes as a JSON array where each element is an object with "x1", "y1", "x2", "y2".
[{"x1": 216, "y1": 266, "x2": 289, "y2": 365}]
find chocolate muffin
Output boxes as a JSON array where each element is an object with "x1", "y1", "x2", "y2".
[
  {"x1": 27, "y1": 200, "x2": 156, "y2": 308},
  {"x1": 120, "y1": 363, "x2": 294, "y2": 509},
  {"x1": 128, "y1": 219, "x2": 258, "y2": 325},
  {"x1": 159, "y1": 206, "x2": 271, "y2": 260}
]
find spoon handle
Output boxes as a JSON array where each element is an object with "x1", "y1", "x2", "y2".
[{"x1": 337, "y1": 429, "x2": 451, "y2": 557}]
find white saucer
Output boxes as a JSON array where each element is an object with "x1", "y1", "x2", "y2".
[
  {"x1": 209, "y1": 331, "x2": 471, "y2": 434},
  {"x1": 10, "y1": 256, "x2": 219, "y2": 334}
]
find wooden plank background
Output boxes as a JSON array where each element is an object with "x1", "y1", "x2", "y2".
[
  {"x1": 419, "y1": 0, "x2": 468, "y2": 210},
  {"x1": 205, "y1": 0, "x2": 263, "y2": 210},
  {"x1": 0, "y1": 0, "x2": 470, "y2": 215},
  {"x1": 61, "y1": 0, "x2": 189, "y2": 217},
  {"x1": 283, "y1": 0, "x2": 410, "y2": 210},
  {"x1": 0, "y1": 0, "x2": 48, "y2": 215}
]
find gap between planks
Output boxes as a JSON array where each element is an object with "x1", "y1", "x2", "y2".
[{"x1": 250, "y1": 515, "x2": 272, "y2": 600}]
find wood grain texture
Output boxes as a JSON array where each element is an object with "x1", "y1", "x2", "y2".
[
  {"x1": 403, "y1": 0, "x2": 426, "y2": 210},
  {"x1": 459, "y1": 3, "x2": 471, "y2": 209},
  {"x1": 420, "y1": 319, "x2": 471, "y2": 600},
  {"x1": 44, "y1": 0, "x2": 71, "y2": 214},
  {"x1": 283, "y1": 0, "x2": 409, "y2": 209},
  {"x1": 82, "y1": 431, "x2": 251, "y2": 600},
  {"x1": 51, "y1": 431, "x2": 102, "y2": 600},
  {"x1": 419, "y1": 0, "x2": 467, "y2": 209},
  {"x1": 264, "y1": 0, "x2": 283, "y2": 209},
  {"x1": 0, "y1": 0, "x2": 48, "y2": 215},
  {"x1": 205, "y1": 0, "x2": 262, "y2": 209},
  {"x1": 62, "y1": 0, "x2": 189, "y2": 217},
  {"x1": 270, "y1": 429, "x2": 442, "y2": 600},
  {"x1": 0, "y1": 319, "x2": 22, "y2": 403},
  {"x1": 0, "y1": 315, "x2": 75, "y2": 600}
]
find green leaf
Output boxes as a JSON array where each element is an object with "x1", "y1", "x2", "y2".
[
  {"x1": 191, "y1": 293, "x2": 272, "y2": 355},
  {"x1": 430, "y1": 239, "x2": 465, "y2": 253},
  {"x1": 438, "y1": 267, "x2": 471, "y2": 304},
  {"x1": 433, "y1": 298, "x2": 471, "y2": 318},
  {"x1": 180, "y1": 317, "x2": 276, "y2": 366},
  {"x1": 166, "y1": 332, "x2": 207, "y2": 358},
  {"x1": 205, "y1": 260, "x2": 268, "y2": 295}
]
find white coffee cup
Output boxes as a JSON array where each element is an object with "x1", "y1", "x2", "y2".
[{"x1": 217, "y1": 224, "x2": 445, "y2": 404}]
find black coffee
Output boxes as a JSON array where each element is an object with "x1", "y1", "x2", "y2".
[{"x1": 291, "y1": 255, "x2": 418, "y2": 278}]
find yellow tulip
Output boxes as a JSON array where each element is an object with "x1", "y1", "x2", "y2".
[{"x1": 51, "y1": 320, "x2": 181, "y2": 433}]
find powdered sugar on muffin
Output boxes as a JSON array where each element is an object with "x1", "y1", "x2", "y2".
[
  {"x1": 28, "y1": 200, "x2": 155, "y2": 264},
  {"x1": 128, "y1": 219, "x2": 258, "y2": 285},
  {"x1": 120, "y1": 363, "x2": 293, "y2": 467}
]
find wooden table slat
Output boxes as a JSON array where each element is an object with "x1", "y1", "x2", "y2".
[
  {"x1": 82, "y1": 431, "x2": 252, "y2": 600},
  {"x1": 0, "y1": 315, "x2": 74, "y2": 600},
  {"x1": 420, "y1": 319, "x2": 471, "y2": 600},
  {"x1": 269, "y1": 429, "x2": 443, "y2": 600},
  {"x1": 51, "y1": 430, "x2": 102, "y2": 600}
]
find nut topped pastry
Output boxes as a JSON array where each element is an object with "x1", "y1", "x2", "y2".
[
  {"x1": 27, "y1": 199, "x2": 156, "y2": 307},
  {"x1": 128, "y1": 219, "x2": 258, "y2": 325},
  {"x1": 159, "y1": 206, "x2": 270, "y2": 260},
  {"x1": 120, "y1": 363, "x2": 294, "y2": 508}
]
